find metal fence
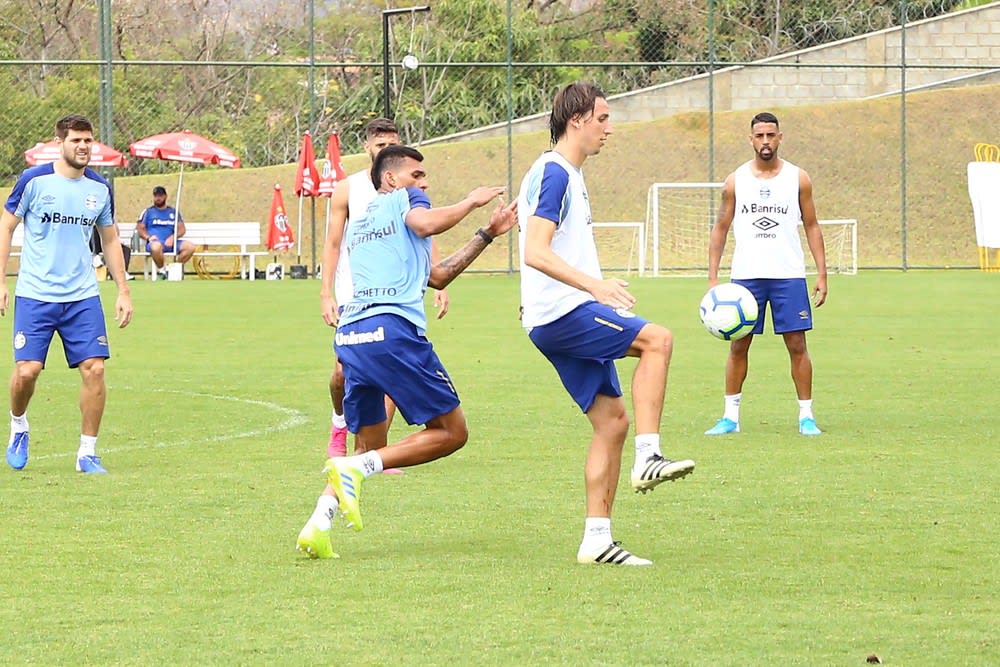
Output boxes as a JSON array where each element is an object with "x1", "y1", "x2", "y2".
[{"x1": 1, "y1": 0, "x2": 996, "y2": 272}]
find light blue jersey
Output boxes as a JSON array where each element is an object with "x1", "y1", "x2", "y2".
[
  {"x1": 6, "y1": 163, "x2": 114, "y2": 302},
  {"x1": 338, "y1": 187, "x2": 432, "y2": 333}
]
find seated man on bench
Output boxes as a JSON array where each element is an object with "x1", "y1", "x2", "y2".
[{"x1": 136, "y1": 185, "x2": 195, "y2": 279}]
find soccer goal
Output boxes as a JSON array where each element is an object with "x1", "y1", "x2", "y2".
[
  {"x1": 593, "y1": 221, "x2": 646, "y2": 275},
  {"x1": 646, "y1": 182, "x2": 858, "y2": 276}
]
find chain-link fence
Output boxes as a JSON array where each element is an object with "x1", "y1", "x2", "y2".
[{"x1": 1, "y1": 0, "x2": 995, "y2": 273}]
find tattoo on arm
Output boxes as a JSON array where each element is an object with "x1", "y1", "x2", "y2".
[{"x1": 429, "y1": 233, "x2": 490, "y2": 289}]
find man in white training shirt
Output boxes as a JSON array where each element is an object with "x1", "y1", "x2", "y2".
[
  {"x1": 705, "y1": 111, "x2": 828, "y2": 437},
  {"x1": 518, "y1": 82, "x2": 695, "y2": 566}
]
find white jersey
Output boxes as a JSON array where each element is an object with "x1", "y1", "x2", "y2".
[
  {"x1": 334, "y1": 169, "x2": 378, "y2": 307},
  {"x1": 730, "y1": 159, "x2": 805, "y2": 279},
  {"x1": 517, "y1": 151, "x2": 601, "y2": 328}
]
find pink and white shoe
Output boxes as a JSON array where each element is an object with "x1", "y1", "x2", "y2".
[{"x1": 327, "y1": 425, "x2": 348, "y2": 458}]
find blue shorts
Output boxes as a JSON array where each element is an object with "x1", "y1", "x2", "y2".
[
  {"x1": 147, "y1": 241, "x2": 188, "y2": 253},
  {"x1": 733, "y1": 278, "x2": 812, "y2": 335},
  {"x1": 334, "y1": 313, "x2": 460, "y2": 432},
  {"x1": 528, "y1": 301, "x2": 649, "y2": 413},
  {"x1": 12, "y1": 296, "x2": 110, "y2": 368}
]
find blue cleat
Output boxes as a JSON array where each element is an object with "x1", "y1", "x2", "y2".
[
  {"x1": 6, "y1": 431, "x2": 29, "y2": 470},
  {"x1": 705, "y1": 417, "x2": 739, "y2": 435},
  {"x1": 76, "y1": 455, "x2": 108, "y2": 474},
  {"x1": 799, "y1": 417, "x2": 822, "y2": 436}
]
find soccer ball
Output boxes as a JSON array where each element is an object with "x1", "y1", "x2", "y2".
[{"x1": 699, "y1": 283, "x2": 759, "y2": 340}]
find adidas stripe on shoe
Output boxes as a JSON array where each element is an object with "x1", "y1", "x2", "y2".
[
  {"x1": 631, "y1": 454, "x2": 695, "y2": 493},
  {"x1": 577, "y1": 541, "x2": 652, "y2": 566}
]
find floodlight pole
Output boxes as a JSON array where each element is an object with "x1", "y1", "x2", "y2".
[{"x1": 382, "y1": 5, "x2": 430, "y2": 120}]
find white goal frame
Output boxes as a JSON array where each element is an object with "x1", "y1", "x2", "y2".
[
  {"x1": 593, "y1": 221, "x2": 646, "y2": 275},
  {"x1": 646, "y1": 182, "x2": 858, "y2": 276}
]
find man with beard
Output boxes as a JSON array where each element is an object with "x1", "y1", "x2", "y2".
[
  {"x1": 705, "y1": 111, "x2": 827, "y2": 437},
  {"x1": 0, "y1": 114, "x2": 133, "y2": 473}
]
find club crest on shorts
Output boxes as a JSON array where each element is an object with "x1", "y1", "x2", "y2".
[
  {"x1": 13, "y1": 331, "x2": 26, "y2": 349},
  {"x1": 615, "y1": 308, "x2": 636, "y2": 318}
]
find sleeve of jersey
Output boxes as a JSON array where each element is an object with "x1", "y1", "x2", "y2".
[
  {"x1": 5, "y1": 172, "x2": 30, "y2": 216},
  {"x1": 406, "y1": 186, "x2": 431, "y2": 210},
  {"x1": 533, "y1": 161, "x2": 569, "y2": 228}
]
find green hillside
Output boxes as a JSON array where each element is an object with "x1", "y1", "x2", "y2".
[{"x1": 21, "y1": 82, "x2": 1000, "y2": 271}]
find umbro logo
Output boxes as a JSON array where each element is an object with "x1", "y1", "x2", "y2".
[
  {"x1": 752, "y1": 217, "x2": 778, "y2": 231},
  {"x1": 799, "y1": 310, "x2": 809, "y2": 320}
]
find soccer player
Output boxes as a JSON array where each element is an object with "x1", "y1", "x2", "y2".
[
  {"x1": 704, "y1": 111, "x2": 827, "y2": 437},
  {"x1": 321, "y1": 118, "x2": 448, "y2": 462},
  {"x1": 518, "y1": 82, "x2": 695, "y2": 566},
  {"x1": 297, "y1": 145, "x2": 517, "y2": 559},
  {"x1": 0, "y1": 114, "x2": 133, "y2": 473}
]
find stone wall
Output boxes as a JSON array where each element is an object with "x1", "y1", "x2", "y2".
[{"x1": 427, "y1": 2, "x2": 1000, "y2": 144}]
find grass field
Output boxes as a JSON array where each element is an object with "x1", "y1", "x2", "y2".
[{"x1": 0, "y1": 272, "x2": 997, "y2": 665}]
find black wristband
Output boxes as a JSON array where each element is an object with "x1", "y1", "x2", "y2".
[{"x1": 476, "y1": 228, "x2": 493, "y2": 245}]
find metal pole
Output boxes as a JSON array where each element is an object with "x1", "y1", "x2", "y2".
[
  {"x1": 97, "y1": 0, "x2": 113, "y2": 152},
  {"x1": 309, "y1": 0, "x2": 317, "y2": 275},
  {"x1": 382, "y1": 6, "x2": 431, "y2": 120}
]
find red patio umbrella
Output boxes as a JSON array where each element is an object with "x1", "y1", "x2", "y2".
[
  {"x1": 128, "y1": 130, "x2": 240, "y2": 258},
  {"x1": 24, "y1": 140, "x2": 128, "y2": 168}
]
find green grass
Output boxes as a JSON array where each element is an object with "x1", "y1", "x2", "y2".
[{"x1": 1, "y1": 272, "x2": 997, "y2": 665}]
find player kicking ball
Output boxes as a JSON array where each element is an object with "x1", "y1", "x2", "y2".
[
  {"x1": 297, "y1": 145, "x2": 517, "y2": 558},
  {"x1": 517, "y1": 82, "x2": 694, "y2": 566}
]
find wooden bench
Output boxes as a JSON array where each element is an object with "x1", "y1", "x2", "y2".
[{"x1": 118, "y1": 221, "x2": 267, "y2": 281}]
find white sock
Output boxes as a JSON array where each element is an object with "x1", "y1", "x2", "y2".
[
  {"x1": 309, "y1": 494, "x2": 339, "y2": 531},
  {"x1": 798, "y1": 399, "x2": 814, "y2": 421},
  {"x1": 332, "y1": 411, "x2": 347, "y2": 430},
  {"x1": 634, "y1": 433, "x2": 661, "y2": 465},
  {"x1": 346, "y1": 451, "x2": 383, "y2": 478},
  {"x1": 580, "y1": 517, "x2": 613, "y2": 552},
  {"x1": 723, "y1": 393, "x2": 742, "y2": 423},
  {"x1": 78, "y1": 434, "x2": 97, "y2": 459},
  {"x1": 10, "y1": 411, "x2": 28, "y2": 433}
]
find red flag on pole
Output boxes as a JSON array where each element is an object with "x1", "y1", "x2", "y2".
[
  {"x1": 266, "y1": 184, "x2": 295, "y2": 251},
  {"x1": 317, "y1": 132, "x2": 348, "y2": 197},
  {"x1": 294, "y1": 131, "x2": 320, "y2": 197}
]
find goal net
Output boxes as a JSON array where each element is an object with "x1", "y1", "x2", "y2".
[
  {"x1": 646, "y1": 182, "x2": 857, "y2": 276},
  {"x1": 593, "y1": 221, "x2": 646, "y2": 275}
]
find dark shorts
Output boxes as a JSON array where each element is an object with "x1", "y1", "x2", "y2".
[
  {"x1": 334, "y1": 313, "x2": 460, "y2": 432},
  {"x1": 12, "y1": 296, "x2": 110, "y2": 368},
  {"x1": 528, "y1": 301, "x2": 648, "y2": 412},
  {"x1": 733, "y1": 278, "x2": 812, "y2": 335}
]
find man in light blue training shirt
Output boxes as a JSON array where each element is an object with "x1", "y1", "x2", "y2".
[
  {"x1": 297, "y1": 144, "x2": 518, "y2": 559},
  {"x1": 0, "y1": 114, "x2": 133, "y2": 474}
]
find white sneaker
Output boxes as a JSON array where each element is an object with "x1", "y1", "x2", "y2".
[
  {"x1": 577, "y1": 541, "x2": 652, "y2": 566},
  {"x1": 631, "y1": 454, "x2": 695, "y2": 493}
]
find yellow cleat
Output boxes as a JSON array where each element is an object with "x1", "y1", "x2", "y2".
[
  {"x1": 324, "y1": 458, "x2": 364, "y2": 532},
  {"x1": 296, "y1": 522, "x2": 339, "y2": 559}
]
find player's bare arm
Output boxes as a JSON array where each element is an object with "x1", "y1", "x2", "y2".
[
  {"x1": 406, "y1": 186, "x2": 506, "y2": 237},
  {"x1": 707, "y1": 173, "x2": 737, "y2": 287},
  {"x1": 0, "y1": 210, "x2": 20, "y2": 316},
  {"x1": 798, "y1": 169, "x2": 828, "y2": 307},
  {"x1": 523, "y1": 214, "x2": 636, "y2": 310},
  {"x1": 98, "y1": 223, "x2": 133, "y2": 328},
  {"x1": 320, "y1": 179, "x2": 350, "y2": 326},
  {"x1": 428, "y1": 198, "x2": 517, "y2": 289}
]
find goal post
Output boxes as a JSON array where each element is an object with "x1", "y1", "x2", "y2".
[
  {"x1": 646, "y1": 182, "x2": 857, "y2": 276},
  {"x1": 593, "y1": 221, "x2": 646, "y2": 275}
]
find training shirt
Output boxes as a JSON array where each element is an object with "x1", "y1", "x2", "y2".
[
  {"x1": 517, "y1": 150, "x2": 601, "y2": 329},
  {"x1": 338, "y1": 187, "x2": 432, "y2": 333},
  {"x1": 5, "y1": 163, "x2": 114, "y2": 302},
  {"x1": 730, "y1": 160, "x2": 805, "y2": 279},
  {"x1": 138, "y1": 204, "x2": 184, "y2": 243},
  {"x1": 334, "y1": 168, "x2": 378, "y2": 307}
]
